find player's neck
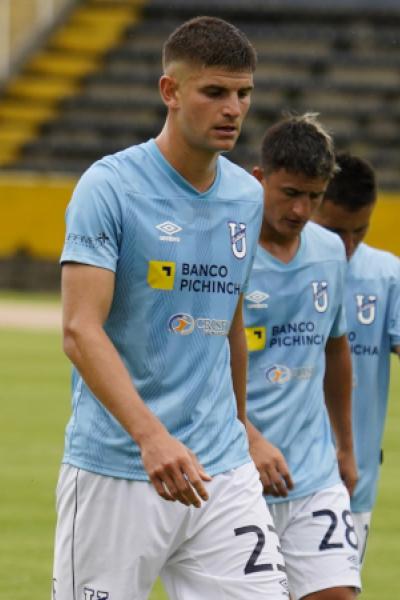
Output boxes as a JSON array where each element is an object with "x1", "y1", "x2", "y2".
[
  {"x1": 156, "y1": 128, "x2": 218, "y2": 193},
  {"x1": 259, "y1": 223, "x2": 301, "y2": 264}
]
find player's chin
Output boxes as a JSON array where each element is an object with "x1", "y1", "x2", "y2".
[{"x1": 211, "y1": 137, "x2": 239, "y2": 153}]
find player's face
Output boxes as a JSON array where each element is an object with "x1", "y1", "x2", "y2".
[
  {"x1": 313, "y1": 200, "x2": 375, "y2": 259},
  {"x1": 254, "y1": 168, "x2": 328, "y2": 241},
  {"x1": 165, "y1": 64, "x2": 253, "y2": 153}
]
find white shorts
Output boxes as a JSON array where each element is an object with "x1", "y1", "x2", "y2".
[
  {"x1": 52, "y1": 462, "x2": 289, "y2": 600},
  {"x1": 268, "y1": 483, "x2": 361, "y2": 600},
  {"x1": 352, "y1": 511, "x2": 372, "y2": 566}
]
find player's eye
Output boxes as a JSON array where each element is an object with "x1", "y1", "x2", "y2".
[
  {"x1": 203, "y1": 87, "x2": 223, "y2": 97},
  {"x1": 310, "y1": 192, "x2": 324, "y2": 202},
  {"x1": 284, "y1": 188, "x2": 299, "y2": 197},
  {"x1": 238, "y1": 89, "x2": 252, "y2": 99}
]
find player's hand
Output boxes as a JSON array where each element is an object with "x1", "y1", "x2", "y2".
[
  {"x1": 337, "y1": 447, "x2": 358, "y2": 497},
  {"x1": 140, "y1": 430, "x2": 212, "y2": 508},
  {"x1": 250, "y1": 436, "x2": 294, "y2": 497}
]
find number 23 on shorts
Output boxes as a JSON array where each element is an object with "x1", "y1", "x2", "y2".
[{"x1": 235, "y1": 523, "x2": 286, "y2": 574}]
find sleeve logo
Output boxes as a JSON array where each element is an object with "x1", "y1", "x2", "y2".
[
  {"x1": 228, "y1": 221, "x2": 247, "y2": 259},
  {"x1": 147, "y1": 261, "x2": 176, "y2": 290}
]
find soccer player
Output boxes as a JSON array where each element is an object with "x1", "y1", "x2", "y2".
[
  {"x1": 244, "y1": 114, "x2": 361, "y2": 600},
  {"x1": 313, "y1": 152, "x2": 400, "y2": 564},
  {"x1": 52, "y1": 16, "x2": 288, "y2": 600}
]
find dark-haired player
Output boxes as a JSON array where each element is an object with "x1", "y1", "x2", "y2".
[
  {"x1": 245, "y1": 114, "x2": 361, "y2": 600},
  {"x1": 52, "y1": 16, "x2": 287, "y2": 600},
  {"x1": 313, "y1": 152, "x2": 400, "y2": 564}
]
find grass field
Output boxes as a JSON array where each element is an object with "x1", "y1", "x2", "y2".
[{"x1": 0, "y1": 325, "x2": 398, "y2": 599}]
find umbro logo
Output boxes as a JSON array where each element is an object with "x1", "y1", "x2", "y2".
[
  {"x1": 245, "y1": 290, "x2": 269, "y2": 309},
  {"x1": 156, "y1": 221, "x2": 182, "y2": 242},
  {"x1": 279, "y1": 577, "x2": 290, "y2": 597}
]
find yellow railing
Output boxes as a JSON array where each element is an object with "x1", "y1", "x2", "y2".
[{"x1": 0, "y1": 0, "x2": 147, "y2": 166}]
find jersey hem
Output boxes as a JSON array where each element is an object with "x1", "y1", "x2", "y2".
[
  {"x1": 266, "y1": 475, "x2": 341, "y2": 504},
  {"x1": 62, "y1": 454, "x2": 252, "y2": 481},
  {"x1": 350, "y1": 503, "x2": 375, "y2": 513}
]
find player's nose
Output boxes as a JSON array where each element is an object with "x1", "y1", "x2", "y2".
[
  {"x1": 293, "y1": 196, "x2": 313, "y2": 219},
  {"x1": 222, "y1": 93, "x2": 241, "y2": 118}
]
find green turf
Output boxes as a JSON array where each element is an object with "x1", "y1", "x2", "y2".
[
  {"x1": 360, "y1": 355, "x2": 400, "y2": 599},
  {"x1": 0, "y1": 329, "x2": 398, "y2": 599}
]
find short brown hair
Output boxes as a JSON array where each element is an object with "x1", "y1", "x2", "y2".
[
  {"x1": 163, "y1": 16, "x2": 257, "y2": 72},
  {"x1": 261, "y1": 113, "x2": 337, "y2": 181}
]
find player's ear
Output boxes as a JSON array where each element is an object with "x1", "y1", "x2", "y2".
[
  {"x1": 159, "y1": 75, "x2": 180, "y2": 109},
  {"x1": 252, "y1": 166, "x2": 264, "y2": 183}
]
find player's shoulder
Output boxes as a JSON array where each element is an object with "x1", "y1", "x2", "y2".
[
  {"x1": 352, "y1": 243, "x2": 400, "y2": 277},
  {"x1": 218, "y1": 156, "x2": 263, "y2": 202},
  {"x1": 75, "y1": 143, "x2": 146, "y2": 193},
  {"x1": 304, "y1": 221, "x2": 346, "y2": 262},
  {"x1": 98, "y1": 141, "x2": 153, "y2": 185}
]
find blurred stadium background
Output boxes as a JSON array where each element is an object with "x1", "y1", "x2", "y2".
[
  {"x1": 0, "y1": 0, "x2": 399, "y2": 290},
  {"x1": 0, "y1": 1, "x2": 399, "y2": 599}
]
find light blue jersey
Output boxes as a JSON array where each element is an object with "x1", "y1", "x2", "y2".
[
  {"x1": 60, "y1": 139, "x2": 263, "y2": 480},
  {"x1": 245, "y1": 222, "x2": 347, "y2": 503},
  {"x1": 346, "y1": 243, "x2": 400, "y2": 512}
]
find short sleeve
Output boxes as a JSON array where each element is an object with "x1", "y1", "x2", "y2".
[
  {"x1": 241, "y1": 196, "x2": 263, "y2": 294},
  {"x1": 60, "y1": 160, "x2": 124, "y2": 272},
  {"x1": 388, "y1": 260, "x2": 400, "y2": 348},
  {"x1": 329, "y1": 254, "x2": 347, "y2": 338}
]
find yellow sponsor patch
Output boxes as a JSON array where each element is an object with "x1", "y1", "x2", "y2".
[
  {"x1": 147, "y1": 260, "x2": 176, "y2": 290},
  {"x1": 245, "y1": 326, "x2": 267, "y2": 351}
]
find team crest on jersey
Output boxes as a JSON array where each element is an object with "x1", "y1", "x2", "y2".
[
  {"x1": 311, "y1": 281, "x2": 328, "y2": 313},
  {"x1": 228, "y1": 221, "x2": 247, "y2": 259},
  {"x1": 356, "y1": 294, "x2": 377, "y2": 325}
]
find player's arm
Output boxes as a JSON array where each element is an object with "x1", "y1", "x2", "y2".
[
  {"x1": 389, "y1": 271, "x2": 400, "y2": 358},
  {"x1": 229, "y1": 295, "x2": 293, "y2": 496},
  {"x1": 228, "y1": 294, "x2": 248, "y2": 425},
  {"x1": 324, "y1": 334, "x2": 358, "y2": 496},
  {"x1": 247, "y1": 420, "x2": 294, "y2": 497},
  {"x1": 62, "y1": 263, "x2": 211, "y2": 507}
]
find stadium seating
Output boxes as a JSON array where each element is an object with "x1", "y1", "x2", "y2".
[{"x1": 1, "y1": 0, "x2": 400, "y2": 189}]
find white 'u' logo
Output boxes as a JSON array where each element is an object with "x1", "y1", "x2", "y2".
[
  {"x1": 228, "y1": 221, "x2": 247, "y2": 259},
  {"x1": 311, "y1": 281, "x2": 329, "y2": 313},
  {"x1": 356, "y1": 294, "x2": 377, "y2": 325}
]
